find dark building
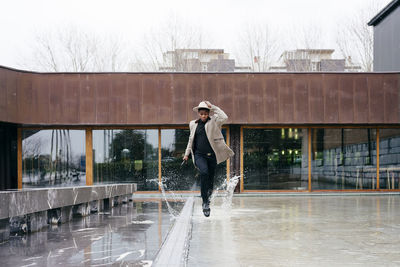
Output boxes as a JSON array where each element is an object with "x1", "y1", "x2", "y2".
[
  {"x1": 0, "y1": 65, "x2": 400, "y2": 193},
  {"x1": 368, "y1": 0, "x2": 400, "y2": 71}
]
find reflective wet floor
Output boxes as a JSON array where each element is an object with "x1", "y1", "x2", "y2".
[
  {"x1": 0, "y1": 199, "x2": 184, "y2": 267},
  {"x1": 188, "y1": 195, "x2": 400, "y2": 266}
]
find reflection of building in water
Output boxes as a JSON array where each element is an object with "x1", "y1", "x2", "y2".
[{"x1": 0, "y1": 199, "x2": 183, "y2": 266}]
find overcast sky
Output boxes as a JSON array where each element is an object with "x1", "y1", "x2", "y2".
[{"x1": 0, "y1": 0, "x2": 392, "y2": 70}]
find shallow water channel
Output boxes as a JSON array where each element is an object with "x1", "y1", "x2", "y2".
[{"x1": 0, "y1": 199, "x2": 184, "y2": 266}]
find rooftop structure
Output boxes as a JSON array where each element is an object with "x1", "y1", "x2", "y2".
[
  {"x1": 160, "y1": 48, "x2": 251, "y2": 72},
  {"x1": 269, "y1": 49, "x2": 361, "y2": 72}
]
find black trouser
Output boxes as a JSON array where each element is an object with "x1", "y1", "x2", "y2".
[{"x1": 195, "y1": 152, "x2": 217, "y2": 205}]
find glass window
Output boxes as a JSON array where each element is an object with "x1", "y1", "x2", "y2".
[
  {"x1": 311, "y1": 128, "x2": 377, "y2": 190},
  {"x1": 243, "y1": 128, "x2": 308, "y2": 190},
  {"x1": 161, "y1": 128, "x2": 227, "y2": 191},
  {"x1": 22, "y1": 129, "x2": 86, "y2": 188},
  {"x1": 379, "y1": 129, "x2": 400, "y2": 189},
  {"x1": 92, "y1": 129, "x2": 158, "y2": 190}
]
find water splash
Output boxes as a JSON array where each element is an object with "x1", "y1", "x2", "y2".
[
  {"x1": 146, "y1": 178, "x2": 180, "y2": 219},
  {"x1": 158, "y1": 180, "x2": 180, "y2": 218},
  {"x1": 210, "y1": 175, "x2": 240, "y2": 209},
  {"x1": 222, "y1": 175, "x2": 240, "y2": 209}
]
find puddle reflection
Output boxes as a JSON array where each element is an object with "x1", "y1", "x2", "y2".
[{"x1": 0, "y1": 199, "x2": 184, "y2": 266}]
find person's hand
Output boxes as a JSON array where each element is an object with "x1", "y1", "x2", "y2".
[
  {"x1": 204, "y1": 100, "x2": 212, "y2": 108},
  {"x1": 183, "y1": 155, "x2": 189, "y2": 162}
]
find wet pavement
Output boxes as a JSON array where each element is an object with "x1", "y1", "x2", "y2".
[
  {"x1": 188, "y1": 195, "x2": 400, "y2": 266},
  {"x1": 0, "y1": 199, "x2": 184, "y2": 267}
]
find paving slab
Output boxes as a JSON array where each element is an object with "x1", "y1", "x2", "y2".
[{"x1": 188, "y1": 195, "x2": 400, "y2": 266}]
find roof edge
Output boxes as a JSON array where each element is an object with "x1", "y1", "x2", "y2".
[
  {"x1": 368, "y1": 0, "x2": 400, "y2": 26},
  {"x1": 1, "y1": 64, "x2": 400, "y2": 75}
]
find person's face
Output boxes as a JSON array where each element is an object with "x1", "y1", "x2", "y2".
[{"x1": 198, "y1": 109, "x2": 209, "y2": 122}]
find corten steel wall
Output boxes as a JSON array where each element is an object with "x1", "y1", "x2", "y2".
[{"x1": 0, "y1": 66, "x2": 399, "y2": 125}]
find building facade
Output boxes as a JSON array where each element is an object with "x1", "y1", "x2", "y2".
[
  {"x1": 160, "y1": 49, "x2": 251, "y2": 72},
  {"x1": 0, "y1": 66, "x2": 399, "y2": 193},
  {"x1": 269, "y1": 49, "x2": 361, "y2": 72},
  {"x1": 368, "y1": 0, "x2": 400, "y2": 71}
]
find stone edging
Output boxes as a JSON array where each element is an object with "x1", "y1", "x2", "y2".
[{"x1": 153, "y1": 197, "x2": 194, "y2": 267}]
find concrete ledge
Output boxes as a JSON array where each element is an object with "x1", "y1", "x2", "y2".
[
  {"x1": 0, "y1": 184, "x2": 136, "y2": 220},
  {"x1": 0, "y1": 184, "x2": 136, "y2": 241}
]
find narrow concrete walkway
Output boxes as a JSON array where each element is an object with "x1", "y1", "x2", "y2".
[
  {"x1": 188, "y1": 195, "x2": 400, "y2": 266},
  {"x1": 154, "y1": 197, "x2": 194, "y2": 267}
]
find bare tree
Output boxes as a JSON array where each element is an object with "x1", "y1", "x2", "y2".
[
  {"x1": 236, "y1": 23, "x2": 278, "y2": 72},
  {"x1": 297, "y1": 24, "x2": 325, "y2": 50},
  {"x1": 138, "y1": 14, "x2": 211, "y2": 71},
  {"x1": 336, "y1": 0, "x2": 387, "y2": 72},
  {"x1": 93, "y1": 34, "x2": 129, "y2": 72},
  {"x1": 21, "y1": 25, "x2": 130, "y2": 72},
  {"x1": 282, "y1": 24, "x2": 329, "y2": 72}
]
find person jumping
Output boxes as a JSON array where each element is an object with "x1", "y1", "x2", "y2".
[{"x1": 183, "y1": 101, "x2": 234, "y2": 217}]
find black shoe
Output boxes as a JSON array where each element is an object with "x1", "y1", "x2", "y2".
[
  {"x1": 202, "y1": 202, "x2": 210, "y2": 217},
  {"x1": 203, "y1": 209, "x2": 210, "y2": 217}
]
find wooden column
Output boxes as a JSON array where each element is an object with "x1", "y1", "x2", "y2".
[
  {"x1": 240, "y1": 126, "x2": 244, "y2": 192},
  {"x1": 226, "y1": 127, "x2": 230, "y2": 182},
  {"x1": 308, "y1": 128, "x2": 312, "y2": 192},
  {"x1": 17, "y1": 128, "x2": 22, "y2": 189},
  {"x1": 158, "y1": 128, "x2": 162, "y2": 192},
  {"x1": 376, "y1": 128, "x2": 380, "y2": 190},
  {"x1": 85, "y1": 129, "x2": 93, "y2": 186}
]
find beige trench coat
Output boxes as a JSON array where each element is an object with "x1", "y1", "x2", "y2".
[{"x1": 184, "y1": 104, "x2": 234, "y2": 166}]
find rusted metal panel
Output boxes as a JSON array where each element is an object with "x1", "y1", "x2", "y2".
[
  {"x1": 218, "y1": 74, "x2": 234, "y2": 124},
  {"x1": 171, "y1": 74, "x2": 188, "y2": 124},
  {"x1": 109, "y1": 74, "x2": 127, "y2": 124},
  {"x1": 353, "y1": 76, "x2": 369, "y2": 122},
  {"x1": 324, "y1": 74, "x2": 339, "y2": 123},
  {"x1": 369, "y1": 74, "x2": 385, "y2": 123},
  {"x1": 248, "y1": 74, "x2": 264, "y2": 123},
  {"x1": 32, "y1": 74, "x2": 50, "y2": 124},
  {"x1": 264, "y1": 76, "x2": 279, "y2": 123},
  {"x1": 80, "y1": 74, "x2": 96, "y2": 123},
  {"x1": 383, "y1": 74, "x2": 399, "y2": 123},
  {"x1": 63, "y1": 74, "x2": 80, "y2": 124},
  {"x1": 186, "y1": 74, "x2": 202, "y2": 122},
  {"x1": 157, "y1": 75, "x2": 173, "y2": 123},
  {"x1": 95, "y1": 74, "x2": 111, "y2": 124},
  {"x1": 309, "y1": 74, "x2": 324, "y2": 123},
  {"x1": 49, "y1": 74, "x2": 64, "y2": 124},
  {"x1": 293, "y1": 74, "x2": 309, "y2": 123},
  {"x1": 0, "y1": 69, "x2": 7, "y2": 122},
  {"x1": 278, "y1": 77, "x2": 294, "y2": 123},
  {"x1": 6, "y1": 70, "x2": 18, "y2": 123},
  {"x1": 233, "y1": 74, "x2": 249, "y2": 123},
  {"x1": 142, "y1": 74, "x2": 159, "y2": 124},
  {"x1": 17, "y1": 73, "x2": 32, "y2": 123},
  {"x1": 338, "y1": 76, "x2": 354, "y2": 123},
  {"x1": 202, "y1": 74, "x2": 218, "y2": 107},
  {"x1": 232, "y1": 74, "x2": 249, "y2": 123},
  {"x1": 0, "y1": 67, "x2": 400, "y2": 126},
  {"x1": 126, "y1": 74, "x2": 142, "y2": 124}
]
